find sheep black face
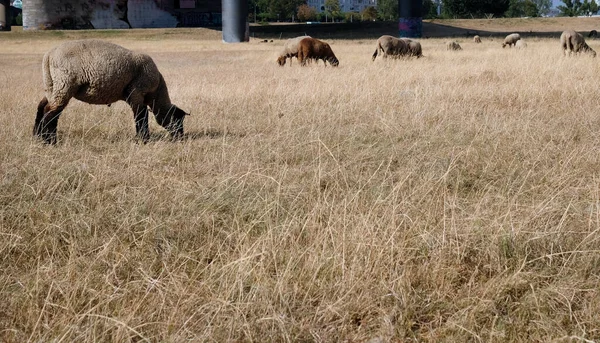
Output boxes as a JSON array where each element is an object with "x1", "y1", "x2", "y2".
[
  {"x1": 329, "y1": 57, "x2": 339, "y2": 67},
  {"x1": 155, "y1": 106, "x2": 188, "y2": 139}
]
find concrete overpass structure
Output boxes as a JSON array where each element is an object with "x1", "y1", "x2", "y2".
[{"x1": 20, "y1": 0, "x2": 421, "y2": 40}]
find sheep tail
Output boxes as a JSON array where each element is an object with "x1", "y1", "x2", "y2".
[
  {"x1": 372, "y1": 42, "x2": 381, "y2": 61},
  {"x1": 42, "y1": 53, "x2": 53, "y2": 95}
]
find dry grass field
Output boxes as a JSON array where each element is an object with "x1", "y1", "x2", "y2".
[{"x1": 2, "y1": 24, "x2": 600, "y2": 343}]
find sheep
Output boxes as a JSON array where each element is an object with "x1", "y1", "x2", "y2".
[
  {"x1": 589, "y1": 30, "x2": 598, "y2": 39},
  {"x1": 446, "y1": 41, "x2": 462, "y2": 51},
  {"x1": 277, "y1": 35, "x2": 311, "y2": 66},
  {"x1": 372, "y1": 35, "x2": 423, "y2": 60},
  {"x1": 297, "y1": 37, "x2": 339, "y2": 67},
  {"x1": 34, "y1": 39, "x2": 189, "y2": 144},
  {"x1": 502, "y1": 33, "x2": 521, "y2": 48},
  {"x1": 561, "y1": 30, "x2": 597, "y2": 57},
  {"x1": 474, "y1": 35, "x2": 482, "y2": 43},
  {"x1": 401, "y1": 38, "x2": 424, "y2": 58},
  {"x1": 372, "y1": 35, "x2": 409, "y2": 60},
  {"x1": 515, "y1": 39, "x2": 527, "y2": 49}
]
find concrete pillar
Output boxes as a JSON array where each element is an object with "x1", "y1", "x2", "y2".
[
  {"x1": 222, "y1": 0, "x2": 248, "y2": 43},
  {"x1": 0, "y1": 0, "x2": 11, "y2": 31},
  {"x1": 398, "y1": 0, "x2": 422, "y2": 38}
]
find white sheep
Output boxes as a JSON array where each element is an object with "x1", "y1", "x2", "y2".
[
  {"x1": 515, "y1": 39, "x2": 527, "y2": 49},
  {"x1": 502, "y1": 33, "x2": 521, "y2": 48},
  {"x1": 474, "y1": 35, "x2": 482, "y2": 43},
  {"x1": 277, "y1": 35, "x2": 311, "y2": 66},
  {"x1": 34, "y1": 39, "x2": 189, "y2": 144},
  {"x1": 560, "y1": 30, "x2": 596, "y2": 57},
  {"x1": 446, "y1": 41, "x2": 462, "y2": 51}
]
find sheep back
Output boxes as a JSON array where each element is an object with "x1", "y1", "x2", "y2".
[
  {"x1": 502, "y1": 33, "x2": 521, "y2": 48},
  {"x1": 277, "y1": 35, "x2": 311, "y2": 66},
  {"x1": 515, "y1": 39, "x2": 527, "y2": 49},
  {"x1": 297, "y1": 37, "x2": 339, "y2": 66},
  {"x1": 561, "y1": 30, "x2": 596, "y2": 57},
  {"x1": 43, "y1": 39, "x2": 162, "y2": 106}
]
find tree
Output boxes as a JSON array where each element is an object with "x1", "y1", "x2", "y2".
[
  {"x1": 361, "y1": 6, "x2": 378, "y2": 20},
  {"x1": 442, "y1": 0, "x2": 509, "y2": 18},
  {"x1": 580, "y1": 0, "x2": 599, "y2": 15},
  {"x1": 531, "y1": 0, "x2": 552, "y2": 15},
  {"x1": 423, "y1": 0, "x2": 439, "y2": 18},
  {"x1": 377, "y1": 0, "x2": 398, "y2": 20},
  {"x1": 297, "y1": 4, "x2": 317, "y2": 21},
  {"x1": 505, "y1": 0, "x2": 540, "y2": 17},
  {"x1": 324, "y1": 0, "x2": 341, "y2": 22},
  {"x1": 557, "y1": 0, "x2": 583, "y2": 16}
]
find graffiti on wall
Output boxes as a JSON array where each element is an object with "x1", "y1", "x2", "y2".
[{"x1": 26, "y1": 0, "x2": 220, "y2": 30}]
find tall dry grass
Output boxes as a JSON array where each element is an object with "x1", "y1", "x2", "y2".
[{"x1": 1, "y1": 30, "x2": 600, "y2": 342}]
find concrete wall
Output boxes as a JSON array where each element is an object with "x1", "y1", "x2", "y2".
[{"x1": 23, "y1": 0, "x2": 221, "y2": 30}]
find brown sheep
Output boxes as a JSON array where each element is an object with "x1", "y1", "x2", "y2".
[
  {"x1": 561, "y1": 30, "x2": 596, "y2": 57},
  {"x1": 277, "y1": 35, "x2": 311, "y2": 66},
  {"x1": 474, "y1": 35, "x2": 482, "y2": 43},
  {"x1": 502, "y1": 33, "x2": 521, "y2": 48},
  {"x1": 297, "y1": 37, "x2": 339, "y2": 67}
]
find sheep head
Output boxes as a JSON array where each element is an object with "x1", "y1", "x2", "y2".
[
  {"x1": 155, "y1": 105, "x2": 189, "y2": 139},
  {"x1": 277, "y1": 56, "x2": 287, "y2": 66}
]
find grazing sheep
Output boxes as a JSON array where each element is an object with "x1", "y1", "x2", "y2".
[
  {"x1": 561, "y1": 30, "x2": 596, "y2": 57},
  {"x1": 372, "y1": 35, "x2": 423, "y2": 60},
  {"x1": 589, "y1": 30, "x2": 598, "y2": 39},
  {"x1": 372, "y1": 35, "x2": 409, "y2": 60},
  {"x1": 34, "y1": 39, "x2": 189, "y2": 144},
  {"x1": 277, "y1": 35, "x2": 311, "y2": 66},
  {"x1": 474, "y1": 35, "x2": 482, "y2": 43},
  {"x1": 446, "y1": 41, "x2": 462, "y2": 51},
  {"x1": 502, "y1": 33, "x2": 521, "y2": 48},
  {"x1": 401, "y1": 38, "x2": 424, "y2": 58},
  {"x1": 297, "y1": 37, "x2": 339, "y2": 66},
  {"x1": 515, "y1": 39, "x2": 527, "y2": 49}
]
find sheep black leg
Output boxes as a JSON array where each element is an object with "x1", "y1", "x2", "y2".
[
  {"x1": 133, "y1": 106, "x2": 150, "y2": 143},
  {"x1": 40, "y1": 106, "x2": 64, "y2": 145},
  {"x1": 34, "y1": 97, "x2": 48, "y2": 137}
]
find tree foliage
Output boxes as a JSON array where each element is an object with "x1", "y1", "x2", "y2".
[
  {"x1": 580, "y1": 0, "x2": 599, "y2": 15},
  {"x1": 557, "y1": 0, "x2": 582, "y2": 16},
  {"x1": 531, "y1": 0, "x2": 552, "y2": 15},
  {"x1": 361, "y1": 6, "x2": 378, "y2": 21},
  {"x1": 442, "y1": 0, "x2": 510, "y2": 18},
  {"x1": 377, "y1": 0, "x2": 398, "y2": 20},
  {"x1": 297, "y1": 4, "x2": 317, "y2": 21},
  {"x1": 422, "y1": 0, "x2": 439, "y2": 18},
  {"x1": 249, "y1": 0, "x2": 305, "y2": 21},
  {"x1": 505, "y1": 0, "x2": 540, "y2": 17},
  {"x1": 324, "y1": 0, "x2": 342, "y2": 21}
]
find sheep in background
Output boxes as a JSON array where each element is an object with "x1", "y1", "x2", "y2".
[
  {"x1": 297, "y1": 37, "x2": 339, "y2": 66},
  {"x1": 277, "y1": 35, "x2": 311, "y2": 66},
  {"x1": 372, "y1": 35, "x2": 409, "y2": 60},
  {"x1": 474, "y1": 35, "x2": 482, "y2": 43},
  {"x1": 402, "y1": 38, "x2": 424, "y2": 58},
  {"x1": 446, "y1": 41, "x2": 462, "y2": 51},
  {"x1": 502, "y1": 33, "x2": 521, "y2": 48},
  {"x1": 34, "y1": 39, "x2": 189, "y2": 144},
  {"x1": 515, "y1": 40, "x2": 527, "y2": 49},
  {"x1": 589, "y1": 30, "x2": 598, "y2": 39},
  {"x1": 561, "y1": 30, "x2": 596, "y2": 57}
]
